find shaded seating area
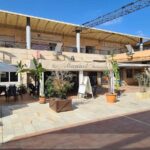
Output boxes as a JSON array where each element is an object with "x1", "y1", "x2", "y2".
[{"x1": 0, "y1": 85, "x2": 23, "y2": 102}]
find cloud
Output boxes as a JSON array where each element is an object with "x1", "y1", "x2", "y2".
[
  {"x1": 101, "y1": 17, "x2": 123, "y2": 26},
  {"x1": 136, "y1": 30, "x2": 145, "y2": 37}
]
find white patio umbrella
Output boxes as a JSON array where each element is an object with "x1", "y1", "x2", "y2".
[{"x1": 0, "y1": 62, "x2": 17, "y2": 72}]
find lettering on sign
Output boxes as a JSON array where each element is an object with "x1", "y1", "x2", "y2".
[{"x1": 40, "y1": 60, "x2": 108, "y2": 71}]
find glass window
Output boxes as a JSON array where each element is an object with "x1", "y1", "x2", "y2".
[
  {"x1": 1, "y1": 72, "x2": 9, "y2": 82},
  {"x1": 10, "y1": 72, "x2": 18, "y2": 82},
  {"x1": 49, "y1": 43, "x2": 57, "y2": 51}
]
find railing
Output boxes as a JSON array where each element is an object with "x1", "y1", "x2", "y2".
[
  {"x1": 0, "y1": 40, "x2": 26, "y2": 49},
  {"x1": 0, "y1": 40, "x2": 149, "y2": 55}
]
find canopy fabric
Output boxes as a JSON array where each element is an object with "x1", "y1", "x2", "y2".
[
  {"x1": 0, "y1": 10, "x2": 148, "y2": 45},
  {"x1": 118, "y1": 63, "x2": 150, "y2": 68},
  {"x1": 0, "y1": 62, "x2": 17, "y2": 72}
]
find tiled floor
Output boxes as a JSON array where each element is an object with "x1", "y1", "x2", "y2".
[
  {"x1": 0, "y1": 89, "x2": 150, "y2": 146},
  {"x1": 1, "y1": 109, "x2": 150, "y2": 149}
]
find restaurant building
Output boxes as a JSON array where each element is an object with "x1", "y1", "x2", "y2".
[{"x1": 0, "y1": 10, "x2": 149, "y2": 88}]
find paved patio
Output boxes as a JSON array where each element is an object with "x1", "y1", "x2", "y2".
[{"x1": 0, "y1": 89, "x2": 150, "y2": 149}]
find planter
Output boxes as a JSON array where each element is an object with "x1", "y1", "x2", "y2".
[
  {"x1": 39, "y1": 97, "x2": 46, "y2": 104},
  {"x1": 49, "y1": 98, "x2": 72, "y2": 112},
  {"x1": 106, "y1": 93, "x2": 117, "y2": 103}
]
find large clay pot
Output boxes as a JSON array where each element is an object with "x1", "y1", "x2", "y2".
[
  {"x1": 39, "y1": 97, "x2": 46, "y2": 104},
  {"x1": 106, "y1": 93, "x2": 117, "y2": 103}
]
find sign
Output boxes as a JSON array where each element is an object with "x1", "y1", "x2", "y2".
[
  {"x1": 40, "y1": 60, "x2": 108, "y2": 71},
  {"x1": 78, "y1": 76, "x2": 93, "y2": 98},
  {"x1": 78, "y1": 84, "x2": 86, "y2": 94}
]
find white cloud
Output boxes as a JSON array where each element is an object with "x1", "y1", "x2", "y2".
[
  {"x1": 101, "y1": 17, "x2": 123, "y2": 26},
  {"x1": 136, "y1": 30, "x2": 145, "y2": 37}
]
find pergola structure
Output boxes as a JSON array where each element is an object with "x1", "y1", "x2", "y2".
[{"x1": 0, "y1": 10, "x2": 146, "y2": 45}]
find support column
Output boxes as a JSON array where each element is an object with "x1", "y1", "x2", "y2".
[
  {"x1": 26, "y1": 17, "x2": 31, "y2": 49},
  {"x1": 76, "y1": 29, "x2": 83, "y2": 84},
  {"x1": 76, "y1": 29, "x2": 81, "y2": 53},
  {"x1": 139, "y1": 38, "x2": 143, "y2": 51},
  {"x1": 110, "y1": 71, "x2": 114, "y2": 93},
  {"x1": 97, "y1": 72, "x2": 102, "y2": 86},
  {"x1": 40, "y1": 72, "x2": 44, "y2": 96}
]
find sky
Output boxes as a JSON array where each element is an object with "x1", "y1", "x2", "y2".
[{"x1": 0, "y1": 0, "x2": 150, "y2": 38}]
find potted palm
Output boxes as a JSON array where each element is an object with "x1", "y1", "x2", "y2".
[
  {"x1": 29, "y1": 58, "x2": 46, "y2": 104},
  {"x1": 46, "y1": 71, "x2": 74, "y2": 112},
  {"x1": 104, "y1": 53, "x2": 120, "y2": 103}
]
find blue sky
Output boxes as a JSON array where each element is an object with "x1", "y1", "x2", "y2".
[{"x1": 0, "y1": 0, "x2": 150, "y2": 37}]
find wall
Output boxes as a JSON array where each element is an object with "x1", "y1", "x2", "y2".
[{"x1": 0, "y1": 25, "x2": 126, "y2": 54}]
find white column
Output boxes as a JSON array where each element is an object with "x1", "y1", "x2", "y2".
[
  {"x1": 79, "y1": 71, "x2": 84, "y2": 84},
  {"x1": 76, "y1": 30, "x2": 80, "y2": 53},
  {"x1": 110, "y1": 71, "x2": 114, "y2": 93},
  {"x1": 76, "y1": 29, "x2": 83, "y2": 85},
  {"x1": 140, "y1": 38, "x2": 143, "y2": 51},
  {"x1": 26, "y1": 17, "x2": 31, "y2": 49},
  {"x1": 40, "y1": 72, "x2": 44, "y2": 97},
  {"x1": 97, "y1": 72, "x2": 101, "y2": 86}
]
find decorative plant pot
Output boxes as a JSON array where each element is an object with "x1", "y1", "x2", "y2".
[
  {"x1": 49, "y1": 98, "x2": 72, "y2": 113},
  {"x1": 39, "y1": 97, "x2": 46, "y2": 104},
  {"x1": 106, "y1": 93, "x2": 117, "y2": 103}
]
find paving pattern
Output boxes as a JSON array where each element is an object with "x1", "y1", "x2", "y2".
[{"x1": 0, "y1": 91, "x2": 150, "y2": 149}]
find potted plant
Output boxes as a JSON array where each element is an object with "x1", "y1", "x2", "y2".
[
  {"x1": 46, "y1": 71, "x2": 74, "y2": 112},
  {"x1": 104, "y1": 52, "x2": 120, "y2": 103},
  {"x1": 28, "y1": 58, "x2": 46, "y2": 104}
]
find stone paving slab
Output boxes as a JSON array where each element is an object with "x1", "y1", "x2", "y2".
[
  {"x1": 0, "y1": 93, "x2": 150, "y2": 144},
  {"x1": 1, "y1": 110, "x2": 150, "y2": 149}
]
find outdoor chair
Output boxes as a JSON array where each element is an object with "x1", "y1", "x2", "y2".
[
  {"x1": 0, "y1": 85, "x2": 6, "y2": 95},
  {"x1": 5, "y1": 85, "x2": 18, "y2": 102}
]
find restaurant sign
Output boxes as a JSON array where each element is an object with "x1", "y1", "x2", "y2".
[{"x1": 40, "y1": 60, "x2": 109, "y2": 71}]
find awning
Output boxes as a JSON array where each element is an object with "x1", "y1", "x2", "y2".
[
  {"x1": 0, "y1": 10, "x2": 149, "y2": 45},
  {"x1": 0, "y1": 62, "x2": 17, "y2": 72},
  {"x1": 118, "y1": 63, "x2": 150, "y2": 68}
]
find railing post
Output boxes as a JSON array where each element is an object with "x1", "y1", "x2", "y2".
[{"x1": 26, "y1": 17, "x2": 31, "y2": 49}]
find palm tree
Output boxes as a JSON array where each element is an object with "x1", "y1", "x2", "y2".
[{"x1": 28, "y1": 58, "x2": 45, "y2": 97}]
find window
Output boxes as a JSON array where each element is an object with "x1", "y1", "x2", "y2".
[
  {"x1": 10, "y1": 72, "x2": 18, "y2": 82},
  {"x1": 49, "y1": 43, "x2": 57, "y2": 51},
  {"x1": 126, "y1": 69, "x2": 133, "y2": 78},
  {"x1": 0, "y1": 72, "x2": 18, "y2": 82},
  {"x1": 1, "y1": 72, "x2": 9, "y2": 82},
  {"x1": 85, "y1": 46, "x2": 95, "y2": 54}
]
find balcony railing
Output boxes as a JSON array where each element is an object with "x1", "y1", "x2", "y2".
[{"x1": 0, "y1": 40, "x2": 149, "y2": 55}]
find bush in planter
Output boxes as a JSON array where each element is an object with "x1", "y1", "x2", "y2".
[
  {"x1": 46, "y1": 71, "x2": 74, "y2": 112},
  {"x1": 18, "y1": 84, "x2": 27, "y2": 94},
  {"x1": 135, "y1": 71, "x2": 150, "y2": 92},
  {"x1": 45, "y1": 76, "x2": 55, "y2": 98}
]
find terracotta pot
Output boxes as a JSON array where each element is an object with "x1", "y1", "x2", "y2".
[
  {"x1": 39, "y1": 97, "x2": 46, "y2": 104},
  {"x1": 103, "y1": 76, "x2": 109, "y2": 81},
  {"x1": 106, "y1": 93, "x2": 117, "y2": 103}
]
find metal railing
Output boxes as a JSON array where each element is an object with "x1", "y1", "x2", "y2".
[
  {"x1": 0, "y1": 40, "x2": 149, "y2": 55},
  {"x1": 0, "y1": 40, "x2": 26, "y2": 49}
]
